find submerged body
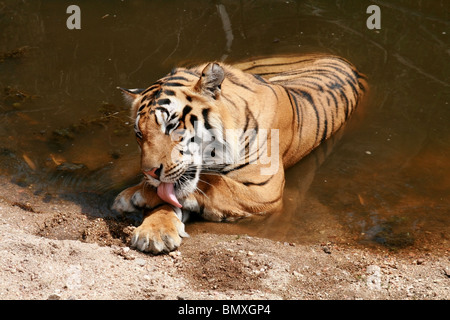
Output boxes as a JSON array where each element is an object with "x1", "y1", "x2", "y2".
[{"x1": 113, "y1": 54, "x2": 367, "y2": 254}]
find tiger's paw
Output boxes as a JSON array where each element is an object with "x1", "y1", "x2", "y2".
[
  {"x1": 112, "y1": 187, "x2": 146, "y2": 214},
  {"x1": 131, "y1": 208, "x2": 189, "y2": 254}
]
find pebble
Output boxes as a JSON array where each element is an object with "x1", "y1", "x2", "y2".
[
  {"x1": 366, "y1": 265, "x2": 381, "y2": 290},
  {"x1": 169, "y1": 251, "x2": 181, "y2": 259},
  {"x1": 112, "y1": 246, "x2": 135, "y2": 260},
  {"x1": 415, "y1": 258, "x2": 425, "y2": 265},
  {"x1": 135, "y1": 258, "x2": 146, "y2": 266},
  {"x1": 443, "y1": 267, "x2": 450, "y2": 278}
]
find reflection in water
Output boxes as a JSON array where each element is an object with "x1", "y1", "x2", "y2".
[{"x1": 0, "y1": 0, "x2": 449, "y2": 250}]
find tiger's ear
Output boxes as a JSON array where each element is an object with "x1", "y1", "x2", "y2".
[
  {"x1": 195, "y1": 63, "x2": 224, "y2": 98},
  {"x1": 117, "y1": 87, "x2": 145, "y2": 104}
]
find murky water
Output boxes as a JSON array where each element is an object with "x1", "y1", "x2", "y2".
[{"x1": 1, "y1": 0, "x2": 449, "y2": 250}]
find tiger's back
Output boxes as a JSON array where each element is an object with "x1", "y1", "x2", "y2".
[{"x1": 234, "y1": 54, "x2": 368, "y2": 168}]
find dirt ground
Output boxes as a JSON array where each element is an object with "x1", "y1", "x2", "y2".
[{"x1": 0, "y1": 176, "x2": 448, "y2": 300}]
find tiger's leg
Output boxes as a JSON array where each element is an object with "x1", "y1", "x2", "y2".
[
  {"x1": 112, "y1": 181, "x2": 149, "y2": 214},
  {"x1": 192, "y1": 166, "x2": 286, "y2": 222},
  {"x1": 131, "y1": 204, "x2": 189, "y2": 254},
  {"x1": 113, "y1": 182, "x2": 189, "y2": 253}
]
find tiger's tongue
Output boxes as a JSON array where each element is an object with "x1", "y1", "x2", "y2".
[{"x1": 157, "y1": 182, "x2": 182, "y2": 208}]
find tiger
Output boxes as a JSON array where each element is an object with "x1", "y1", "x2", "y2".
[{"x1": 112, "y1": 54, "x2": 367, "y2": 254}]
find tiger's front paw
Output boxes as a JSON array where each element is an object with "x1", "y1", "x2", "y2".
[
  {"x1": 112, "y1": 186, "x2": 146, "y2": 214},
  {"x1": 131, "y1": 207, "x2": 189, "y2": 254}
]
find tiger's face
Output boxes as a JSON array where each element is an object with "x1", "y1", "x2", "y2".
[{"x1": 121, "y1": 63, "x2": 226, "y2": 208}]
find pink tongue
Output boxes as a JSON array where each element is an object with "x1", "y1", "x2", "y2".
[{"x1": 157, "y1": 182, "x2": 182, "y2": 208}]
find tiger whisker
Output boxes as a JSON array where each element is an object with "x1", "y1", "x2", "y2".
[{"x1": 194, "y1": 186, "x2": 209, "y2": 199}]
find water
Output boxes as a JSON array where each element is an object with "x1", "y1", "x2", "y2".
[{"x1": 0, "y1": 0, "x2": 449, "y2": 250}]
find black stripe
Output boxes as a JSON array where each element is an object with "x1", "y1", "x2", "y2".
[
  {"x1": 242, "y1": 100, "x2": 257, "y2": 133},
  {"x1": 327, "y1": 90, "x2": 339, "y2": 117},
  {"x1": 220, "y1": 92, "x2": 238, "y2": 109},
  {"x1": 281, "y1": 88, "x2": 297, "y2": 158},
  {"x1": 326, "y1": 96, "x2": 335, "y2": 132},
  {"x1": 141, "y1": 84, "x2": 160, "y2": 95},
  {"x1": 297, "y1": 89, "x2": 320, "y2": 145},
  {"x1": 222, "y1": 162, "x2": 251, "y2": 174},
  {"x1": 165, "y1": 123, "x2": 177, "y2": 135},
  {"x1": 155, "y1": 107, "x2": 170, "y2": 117},
  {"x1": 346, "y1": 78, "x2": 359, "y2": 98},
  {"x1": 348, "y1": 99, "x2": 355, "y2": 118},
  {"x1": 183, "y1": 169, "x2": 197, "y2": 181},
  {"x1": 242, "y1": 136, "x2": 251, "y2": 164},
  {"x1": 320, "y1": 118, "x2": 328, "y2": 143},
  {"x1": 256, "y1": 71, "x2": 285, "y2": 77},
  {"x1": 164, "y1": 82, "x2": 184, "y2": 87},
  {"x1": 179, "y1": 105, "x2": 193, "y2": 124},
  {"x1": 295, "y1": 78, "x2": 324, "y2": 92},
  {"x1": 252, "y1": 74, "x2": 267, "y2": 83},
  {"x1": 233, "y1": 129, "x2": 266, "y2": 173},
  {"x1": 243, "y1": 113, "x2": 250, "y2": 133},
  {"x1": 283, "y1": 86, "x2": 299, "y2": 126},
  {"x1": 153, "y1": 89, "x2": 162, "y2": 100},
  {"x1": 169, "y1": 113, "x2": 178, "y2": 121},
  {"x1": 164, "y1": 90, "x2": 176, "y2": 96},
  {"x1": 189, "y1": 114, "x2": 198, "y2": 128},
  {"x1": 272, "y1": 68, "x2": 352, "y2": 85},
  {"x1": 338, "y1": 89, "x2": 350, "y2": 120},
  {"x1": 322, "y1": 63, "x2": 357, "y2": 85},
  {"x1": 166, "y1": 166, "x2": 184, "y2": 179},
  {"x1": 326, "y1": 82, "x2": 343, "y2": 90},
  {"x1": 323, "y1": 64, "x2": 360, "y2": 102},
  {"x1": 240, "y1": 131, "x2": 257, "y2": 158},
  {"x1": 289, "y1": 90, "x2": 304, "y2": 143},
  {"x1": 242, "y1": 58, "x2": 315, "y2": 72},
  {"x1": 301, "y1": 75, "x2": 330, "y2": 84},
  {"x1": 165, "y1": 76, "x2": 188, "y2": 82},
  {"x1": 259, "y1": 66, "x2": 326, "y2": 78},
  {"x1": 252, "y1": 73, "x2": 277, "y2": 95},
  {"x1": 157, "y1": 98, "x2": 171, "y2": 106},
  {"x1": 202, "y1": 108, "x2": 212, "y2": 130},
  {"x1": 226, "y1": 74, "x2": 254, "y2": 92}
]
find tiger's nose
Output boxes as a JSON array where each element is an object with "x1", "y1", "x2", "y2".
[{"x1": 144, "y1": 164, "x2": 162, "y2": 179}]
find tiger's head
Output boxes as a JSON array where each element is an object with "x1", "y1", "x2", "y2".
[{"x1": 119, "y1": 63, "x2": 233, "y2": 208}]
